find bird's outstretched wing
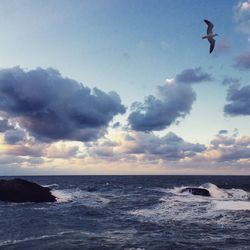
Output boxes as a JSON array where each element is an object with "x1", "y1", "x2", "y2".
[
  {"x1": 208, "y1": 37, "x2": 215, "y2": 53},
  {"x1": 204, "y1": 19, "x2": 214, "y2": 34}
]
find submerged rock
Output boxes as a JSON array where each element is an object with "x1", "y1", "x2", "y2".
[
  {"x1": 180, "y1": 187, "x2": 211, "y2": 197},
  {"x1": 0, "y1": 178, "x2": 56, "y2": 203}
]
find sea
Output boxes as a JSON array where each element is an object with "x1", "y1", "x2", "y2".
[{"x1": 0, "y1": 175, "x2": 249, "y2": 250}]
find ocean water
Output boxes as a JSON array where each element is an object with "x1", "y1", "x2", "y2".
[{"x1": 0, "y1": 175, "x2": 249, "y2": 250}]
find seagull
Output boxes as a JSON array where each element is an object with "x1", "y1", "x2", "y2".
[{"x1": 202, "y1": 19, "x2": 218, "y2": 53}]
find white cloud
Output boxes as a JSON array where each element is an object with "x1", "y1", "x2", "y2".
[
  {"x1": 240, "y1": 0, "x2": 250, "y2": 12},
  {"x1": 165, "y1": 78, "x2": 175, "y2": 85},
  {"x1": 234, "y1": 0, "x2": 250, "y2": 34}
]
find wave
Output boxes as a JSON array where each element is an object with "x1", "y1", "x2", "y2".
[
  {"x1": 129, "y1": 183, "x2": 250, "y2": 225},
  {"x1": 163, "y1": 183, "x2": 249, "y2": 201},
  {"x1": 200, "y1": 183, "x2": 249, "y2": 200},
  {"x1": 42, "y1": 183, "x2": 59, "y2": 189},
  {"x1": 0, "y1": 231, "x2": 74, "y2": 247},
  {"x1": 124, "y1": 248, "x2": 146, "y2": 250},
  {"x1": 51, "y1": 188, "x2": 110, "y2": 207}
]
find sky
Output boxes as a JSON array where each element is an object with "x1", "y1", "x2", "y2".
[{"x1": 0, "y1": 0, "x2": 250, "y2": 175}]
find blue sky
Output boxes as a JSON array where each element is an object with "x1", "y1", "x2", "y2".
[{"x1": 0, "y1": 0, "x2": 250, "y2": 175}]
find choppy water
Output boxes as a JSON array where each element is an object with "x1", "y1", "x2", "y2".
[{"x1": 0, "y1": 175, "x2": 249, "y2": 250}]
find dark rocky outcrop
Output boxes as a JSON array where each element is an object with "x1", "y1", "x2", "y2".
[
  {"x1": 180, "y1": 187, "x2": 211, "y2": 197},
  {"x1": 0, "y1": 178, "x2": 56, "y2": 203}
]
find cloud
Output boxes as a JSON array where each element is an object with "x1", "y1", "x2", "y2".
[
  {"x1": 218, "y1": 129, "x2": 228, "y2": 135},
  {"x1": 46, "y1": 142, "x2": 80, "y2": 158},
  {"x1": 210, "y1": 134, "x2": 235, "y2": 148},
  {"x1": 0, "y1": 67, "x2": 126, "y2": 142},
  {"x1": 203, "y1": 132, "x2": 250, "y2": 162},
  {"x1": 134, "y1": 132, "x2": 206, "y2": 160},
  {"x1": 112, "y1": 122, "x2": 121, "y2": 128},
  {"x1": 0, "y1": 155, "x2": 25, "y2": 165},
  {"x1": 234, "y1": 51, "x2": 250, "y2": 70},
  {"x1": 175, "y1": 67, "x2": 213, "y2": 84},
  {"x1": 4, "y1": 129, "x2": 26, "y2": 144},
  {"x1": 88, "y1": 131, "x2": 206, "y2": 161},
  {"x1": 224, "y1": 84, "x2": 250, "y2": 116},
  {"x1": 240, "y1": 0, "x2": 250, "y2": 11},
  {"x1": 129, "y1": 85, "x2": 196, "y2": 132},
  {"x1": 4, "y1": 144, "x2": 45, "y2": 157},
  {"x1": 128, "y1": 68, "x2": 212, "y2": 132},
  {"x1": 0, "y1": 118, "x2": 14, "y2": 132},
  {"x1": 27, "y1": 157, "x2": 45, "y2": 165},
  {"x1": 222, "y1": 76, "x2": 241, "y2": 86},
  {"x1": 234, "y1": 0, "x2": 250, "y2": 34}
]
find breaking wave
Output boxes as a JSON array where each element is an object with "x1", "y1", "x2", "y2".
[
  {"x1": 201, "y1": 183, "x2": 249, "y2": 200},
  {"x1": 129, "y1": 183, "x2": 250, "y2": 225},
  {"x1": 51, "y1": 188, "x2": 110, "y2": 207}
]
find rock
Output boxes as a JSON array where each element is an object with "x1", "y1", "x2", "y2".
[
  {"x1": 0, "y1": 178, "x2": 56, "y2": 203},
  {"x1": 180, "y1": 187, "x2": 211, "y2": 197}
]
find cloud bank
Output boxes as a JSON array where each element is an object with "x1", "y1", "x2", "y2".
[{"x1": 88, "y1": 131, "x2": 206, "y2": 161}]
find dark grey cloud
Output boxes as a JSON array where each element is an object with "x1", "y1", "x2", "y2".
[
  {"x1": 0, "y1": 67, "x2": 126, "y2": 142},
  {"x1": 129, "y1": 67, "x2": 212, "y2": 132},
  {"x1": 218, "y1": 148, "x2": 250, "y2": 161},
  {"x1": 218, "y1": 129, "x2": 228, "y2": 135},
  {"x1": 5, "y1": 144, "x2": 45, "y2": 157},
  {"x1": 224, "y1": 84, "x2": 250, "y2": 116},
  {"x1": 129, "y1": 84, "x2": 196, "y2": 131},
  {"x1": 209, "y1": 133, "x2": 250, "y2": 162},
  {"x1": 175, "y1": 67, "x2": 213, "y2": 84},
  {"x1": 142, "y1": 132, "x2": 206, "y2": 160},
  {"x1": 4, "y1": 129, "x2": 26, "y2": 144},
  {"x1": 234, "y1": 51, "x2": 250, "y2": 70},
  {"x1": 0, "y1": 118, "x2": 14, "y2": 132},
  {"x1": 222, "y1": 76, "x2": 240, "y2": 86},
  {"x1": 112, "y1": 122, "x2": 121, "y2": 128},
  {"x1": 125, "y1": 132, "x2": 203, "y2": 160},
  {"x1": 211, "y1": 134, "x2": 235, "y2": 148},
  {"x1": 192, "y1": 130, "x2": 250, "y2": 164}
]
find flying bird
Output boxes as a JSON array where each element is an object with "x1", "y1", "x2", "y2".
[{"x1": 202, "y1": 19, "x2": 218, "y2": 53}]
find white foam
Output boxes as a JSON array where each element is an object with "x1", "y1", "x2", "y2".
[
  {"x1": 130, "y1": 183, "x2": 250, "y2": 225},
  {"x1": 200, "y1": 183, "x2": 249, "y2": 200},
  {"x1": 124, "y1": 248, "x2": 145, "y2": 250},
  {"x1": 51, "y1": 189, "x2": 73, "y2": 202},
  {"x1": 0, "y1": 231, "x2": 74, "y2": 247},
  {"x1": 51, "y1": 188, "x2": 110, "y2": 206},
  {"x1": 212, "y1": 200, "x2": 250, "y2": 211},
  {"x1": 43, "y1": 183, "x2": 59, "y2": 189},
  {"x1": 163, "y1": 183, "x2": 249, "y2": 201}
]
